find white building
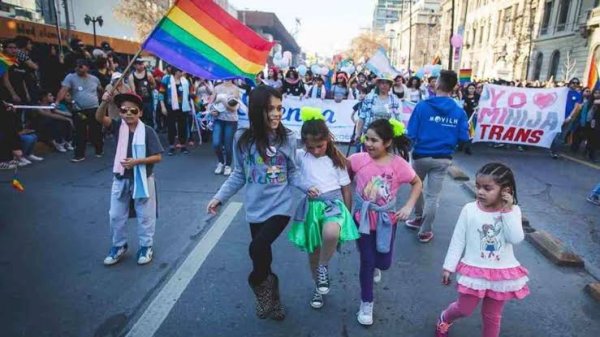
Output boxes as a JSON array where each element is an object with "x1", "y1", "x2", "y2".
[{"x1": 372, "y1": 0, "x2": 403, "y2": 32}]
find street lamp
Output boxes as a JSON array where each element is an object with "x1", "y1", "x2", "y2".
[
  {"x1": 84, "y1": 14, "x2": 103, "y2": 47},
  {"x1": 387, "y1": 29, "x2": 396, "y2": 63}
]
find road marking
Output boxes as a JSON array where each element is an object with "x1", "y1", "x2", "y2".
[
  {"x1": 125, "y1": 202, "x2": 242, "y2": 337},
  {"x1": 561, "y1": 154, "x2": 600, "y2": 171}
]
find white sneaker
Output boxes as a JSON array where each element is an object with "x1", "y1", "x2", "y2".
[
  {"x1": 64, "y1": 142, "x2": 74, "y2": 151},
  {"x1": 0, "y1": 161, "x2": 17, "y2": 170},
  {"x1": 214, "y1": 162, "x2": 224, "y2": 174},
  {"x1": 27, "y1": 154, "x2": 44, "y2": 161},
  {"x1": 373, "y1": 268, "x2": 382, "y2": 283},
  {"x1": 223, "y1": 165, "x2": 232, "y2": 176},
  {"x1": 51, "y1": 140, "x2": 67, "y2": 153},
  {"x1": 18, "y1": 157, "x2": 32, "y2": 166},
  {"x1": 357, "y1": 301, "x2": 374, "y2": 326}
]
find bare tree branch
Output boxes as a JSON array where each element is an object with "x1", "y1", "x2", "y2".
[{"x1": 114, "y1": 0, "x2": 170, "y2": 41}]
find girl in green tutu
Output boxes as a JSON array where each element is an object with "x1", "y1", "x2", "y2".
[{"x1": 288, "y1": 107, "x2": 360, "y2": 309}]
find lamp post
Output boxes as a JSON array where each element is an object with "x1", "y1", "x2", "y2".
[
  {"x1": 387, "y1": 29, "x2": 396, "y2": 64},
  {"x1": 84, "y1": 14, "x2": 103, "y2": 47},
  {"x1": 448, "y1": 0, "x2": 455, "y2": 70}
]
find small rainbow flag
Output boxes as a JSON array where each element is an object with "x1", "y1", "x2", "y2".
[
  {"x1": 11, "y1": 177, "x2": 24, "y2": 192},
  {"x1": 587, "y1": 57, "x2": 599, "y2": 90},
  {"x1": 143, "y1": 0, "x2": 274, "y2": 80},
  {"x1": 459, "y1": 69, "x2": 472, "y2": 85},
  {"x1": 0, "y1": 53, "x2": 16, "y2": 77}
]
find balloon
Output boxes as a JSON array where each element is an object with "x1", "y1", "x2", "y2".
[
  {"x1": 298, "y1": 65, "x2": 307, "y2": 76},
  {"x1": 433, "y1": 64, "x2": 442, "y2": 71},
  {"x1": 346, "y1": 65, "x2": 356, "y2": 74},
  {"x1": 415, "y1": 69, "x2": 425, "y2": 79},
  {"x1": 274, "y1": 51, "x2": 283, "y2": 60},
  {"x1": 424, "y1": 64, "x2": 433, "y2": 74},
  {"x1": 283, "y1": 51, "x2": 292, "y2": 60},
  {"x1": 431, "y1": 68, "x2": 441, "y2": 77},
  {"x1": 311, "y1": 64, "x2": 321, "y2": 75},
  {"x1": 451, "y1": 34, "x2": 463, "y2": 48},
  {"x1": 320, "y1": 66, "x2": 329, "y2": 76}
]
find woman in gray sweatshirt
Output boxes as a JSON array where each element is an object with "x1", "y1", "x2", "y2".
[{"x1": 207, "y1": 85, "x2": 312, "y2": 321}]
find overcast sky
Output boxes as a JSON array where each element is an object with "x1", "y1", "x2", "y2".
[{"x1": 229, "y1": 0, "x2": 374, "y2": 56}]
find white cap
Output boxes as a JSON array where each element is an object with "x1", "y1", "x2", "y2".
[{"x1": 111, "y1": 72, "x2": 122, "y2": 81}]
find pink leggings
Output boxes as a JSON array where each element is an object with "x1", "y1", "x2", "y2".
[{"x1": 442, "y1": 293, "x2": 506, "y2": 337}]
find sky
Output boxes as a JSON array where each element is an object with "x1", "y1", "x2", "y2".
[{"x1": 229, "y1": 0, "x2": 374, "y2": 57}]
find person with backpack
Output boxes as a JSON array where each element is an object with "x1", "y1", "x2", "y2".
[{"x1": 129, "y1": 59, "x2": 157, "y2": 128}]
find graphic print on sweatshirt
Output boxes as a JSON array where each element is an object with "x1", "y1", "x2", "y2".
[
  {"x1": 478, "y1": 216, "x2": 504, "y2": 261},
  {"x1": 244, "y1": 151, "x2": 288, "y2": 185},
  {"x1": 363, "y1": 174, "x2": 393, "y2": 204}
]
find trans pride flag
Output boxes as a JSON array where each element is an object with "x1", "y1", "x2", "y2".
[{"x1": 143, "y1": 0, "x2": 274, "y2": 80}]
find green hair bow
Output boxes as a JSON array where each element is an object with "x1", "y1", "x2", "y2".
[
  {"x1": 300, "y1": 107, "x2": 325, "y2": 122},
  {"x1": 389, "y1": 119, "x2": 406, "y2": 137}
]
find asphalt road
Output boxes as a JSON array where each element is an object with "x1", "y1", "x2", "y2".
[{"x1": 0, "y1": 140, "x2": 599, "y2": 337}]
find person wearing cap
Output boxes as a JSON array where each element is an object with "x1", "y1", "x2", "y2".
[
  {"x1": 129, "y1": 59, "x2": 157, "y2": 128},
  {"x1": 405, "y1": 70, "x2": 470, "y2": 243},
  {"x1": 209, "y1": 80, "x2": 242, "y2": 175},
  {"x1": 550, "y1": 77, "x2": 583, "y2": 159},
  {"x1": 305, "y1": 75, "x2": 327, "y2": 99},
  {"x1": 353, "y1": 73, "x2": 402, "y2": 143},
  {"x1": 56, "y1": 58, "x2": 103, "y2": 162},
  {"x1": 95, "y1": 92, "x2": 164, "y2": 266}
]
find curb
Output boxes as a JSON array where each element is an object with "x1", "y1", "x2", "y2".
[
  {"x1": 526, "y1": 230, "x2": 585, "y2": 267},
  {"x1": 447, "y1": 165, "x2": 470, "y2": 181},
  {"x1": 585, "y1": 283, "x2": 600, "y2": 302}
]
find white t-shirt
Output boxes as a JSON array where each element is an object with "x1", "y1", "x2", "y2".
[{"x1": 296, "y1": 149, "x2": 350, "y2": 193}]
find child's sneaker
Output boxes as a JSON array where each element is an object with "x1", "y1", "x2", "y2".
[
  {"x1": 64, "y1": 142, "x2": 74, "y2": 151},
  {"x1": 357, "y1": 301, "x2": 373, "y2": 326},
  {"x1": 103, "y1": 244, "x2": 128, "y2": 265},
  {"x1": 214, "y1": 162, "x2": 224, "y2": 174},
  {"x1": 436, "y1": 313, "x2": 453, "y2": 337},
  {"x1": 137, "y1": 246, "x2": 153, "y2": 265},
  {"x1": 223, "y1": 165, "x2": 232, "y2": 176},
  {"x1": 373, "y1": 268, "x2": 382, "y2": 283},
  {"x1": 316, "y1": 264, "x2": 330, "y2": 294},
  {"x1": 310, "y1": 289, "x2": 324, "y2": 309},
  {"x1": 0, "y1": 161, "x2": 17, "y2": 170},
  {"x1": 27, "y1": 154, "x2": 44, "y2": 161},
  {"x1": 405, "y1": 217, "x2": 422, "y2": 230},
  {"x1": 51, "y1": 140, "x2": 67, "y2": 153},
  {"x1": 418, "y1": 231, "x2": 434, "y2": 243},
  {"x1": 587, "y1": 195, "x2": 600, "y2": 206}
]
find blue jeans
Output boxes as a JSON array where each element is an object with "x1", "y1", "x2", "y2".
[
  {"x1": 212, "y1": 119, "x2": 237, "y2": 165},
  {"x1": 20, "y1": 133, "x2": 38, "y2": 156},
  {"x1": 592, "y1": 182, "x2": 600, "y2": 198}
]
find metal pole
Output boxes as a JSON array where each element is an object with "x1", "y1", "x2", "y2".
[
  {"x1": 52, "y1": 0, "x2": 63, "y2": 56},
  {"x1": 92, "y1": 21, "x2": 97, "y2": 47},
  {"x1": 62, "y1": 0, "x2": 71, "y2": 42},
  {"x1": 408, "y1": 0, "x2": 412, "y2": 72},
  {"x1": 524, "y1": 0, "x2": 535, "y2": 80},
  {"x1": 448, "y1": 0, "x2": 455, "y2": 70}
]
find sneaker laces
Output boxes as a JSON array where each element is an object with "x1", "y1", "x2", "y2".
[
  {"x1": 311, "y1": 291, "x2": 322, "y2": 303},
  {"x1": 360, "y1": 302, "x2": 373, "y2": 315},
  {"x1": 317, "y1": 265, "x2": 328, "y2": 285}
]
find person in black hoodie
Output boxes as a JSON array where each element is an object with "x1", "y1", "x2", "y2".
[{"x1": 281, "y1": 68, "x2": 305, "y2": 97}]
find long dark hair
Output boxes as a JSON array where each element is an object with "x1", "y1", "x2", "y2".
[
  {"x1": 300, "y1": 119, "x2": 347, "y2": 169},
  {"x1": 366, "y1": 119, "x2": 411, "y2": 161},
  {"x1": 238, "y1": 86, "x2": 288, "y2": 159},
  {"x1": 476, "y1": 163, "x2": 518, "y2": 205},
  {"x1": 407, "y1": 76, "x2": 421, "y2": 89}
]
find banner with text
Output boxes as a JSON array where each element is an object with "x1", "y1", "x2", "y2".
[
  {"x1": 473, "y1": 84, "x2": 568, "y2": 148},
  {"x1": 238, "y1": 97, "x2": 416, "y2": 142}
]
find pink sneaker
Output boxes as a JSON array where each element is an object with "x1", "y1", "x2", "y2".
[
  {"x1": 405, "y1": 217, "x2": 422, "y2": 230},
  {"x1": 436, "y1": 314, "x2": 452, "y2": 337},
  {"x1": 418, "y1": 231, "x2": 434, "y2": 243}
]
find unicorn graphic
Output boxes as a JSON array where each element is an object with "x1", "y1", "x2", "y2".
[
  {"x1": 478, "y1": 216, "x2": 503, "y2": 261},
  {"x1": 363, "y1": 176, "x2": 391, "y2": 204}
]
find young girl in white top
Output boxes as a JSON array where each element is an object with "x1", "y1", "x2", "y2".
[
  {"x1": 436, "y1": 162, "x2": 529, "y2": 337},
  {"x1": 288, "y1": 107, "x2": 359, "y2": 309}
]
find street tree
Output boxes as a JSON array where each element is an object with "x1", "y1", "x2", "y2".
[
  {"x1": 114, "y1": 0, "x2": 170, "y2": 40},
  {"x1": 345, "y1": 31, "x2": 389, "y2": 64}
]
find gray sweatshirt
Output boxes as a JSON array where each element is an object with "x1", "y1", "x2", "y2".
[{"x1": 213, "y1": 129, "x2": 310, "y2": 223}]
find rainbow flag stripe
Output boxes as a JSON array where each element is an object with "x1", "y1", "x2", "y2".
[
  {"x1": 459, "y1": 69, "x2": 472, "y2": 85},
  {"x1": 0, "y1": 53, "x2": 16, "y2": 77},
  {"x1": 143, "y1": 0, "x2": 274, "y2": 80}
]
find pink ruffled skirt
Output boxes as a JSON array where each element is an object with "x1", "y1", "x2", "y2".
[{"x1": 456, "y1": 262, "x2": 530, "y2": 301}]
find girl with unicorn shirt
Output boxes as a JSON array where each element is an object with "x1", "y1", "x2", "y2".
[{"x1": 159, "y1": 67, "x2": 194, "y2": 156}]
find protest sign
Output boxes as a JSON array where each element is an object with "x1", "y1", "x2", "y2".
[{"x1": 473, "y1": 84, "x2": 568, "y2": 148}]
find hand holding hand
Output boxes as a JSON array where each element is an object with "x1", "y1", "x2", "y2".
[
  {"x1": 207, "y1": 199, "x2": 221, "y2": 215},
  {"x1": 307, "y1": 186, "x2": 320, "y2": 199},
  {"x1": 395, "y1": 205, "x2": 413, "y2": 221},
  {"x1": 120, "y1": 158, "x2": 138, "y2": 170},
  {"x1": 442, "y1": 270, "x2": 452, "y2": 285}
]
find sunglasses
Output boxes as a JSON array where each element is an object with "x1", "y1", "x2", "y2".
[{"x1": 120, "y1": 107, "x2": 140, "y2": 115}]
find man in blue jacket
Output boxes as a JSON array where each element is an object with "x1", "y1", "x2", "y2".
[{"x1": 405, "y1": 70, "x2": 470, "y2": 243}]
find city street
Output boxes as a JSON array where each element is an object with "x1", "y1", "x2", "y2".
[{"x1": 1, "y1": 140, "x2": 599, "y2": 337}]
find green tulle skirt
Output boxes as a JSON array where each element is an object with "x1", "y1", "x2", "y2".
[{"x1": 288, "y1": 199, "x2": 360, "y2": 253}]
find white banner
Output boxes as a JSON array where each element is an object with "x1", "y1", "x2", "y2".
[
  {"x1": 238, "y1": 97, "x2": 358, "y2": 142},
  {"x1": 473, "y1": 84, "x2": 569, "y2": 148}
]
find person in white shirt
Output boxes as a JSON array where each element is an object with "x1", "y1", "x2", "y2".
[
  {"x1": 305, "y1": 76, "x2": 327, "y2": 99},
  {"x1": 436, "y1": 163, "x2": 529, "y2": 337},
  {"x1": 287, "y1": 107, "x2": 358, "y2": 310}
]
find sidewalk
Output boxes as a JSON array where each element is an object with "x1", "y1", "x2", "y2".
[{"x1": 142, "y1": 172, "x2": 600, "y2": 337}]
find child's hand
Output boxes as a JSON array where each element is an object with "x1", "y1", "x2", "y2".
[
  {"x1": 501, "y1": 192, "x2": 514, "y2": 211},
  {"x1": 307, "y1": 187, "x2": 320, "y2": 198},
  {"x1": 120, "y1": 158, "x2": 138, "y2": 169},
  {"x1": 442, "y1": 270, "x2": 452, "y2": 285},
  {"x1": 395, "y1": 205, "x2": 413, "y2": 221},
  {"x1": 206, "y1": 199, "x2": 221, "y2": 215}
]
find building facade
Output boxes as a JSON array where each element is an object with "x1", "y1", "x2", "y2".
[
  {"x1": 529, "y1": 0, "x2": 596, "y2": 83},
  {"x1": 387, "y1": 0, "x2": 441, "y2": 71},
  {"x1": 437, "y1": 0, "x2": 539, "y2": 81},
  {"x1": 373, "y1": 0, "x2": 403, "y2": 32}
]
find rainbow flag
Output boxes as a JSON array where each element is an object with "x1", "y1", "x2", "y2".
[
  {"x1": 0, "y1": 53, "x2": 16, "y2": 77},
  {"x1": 459, "y1": 69, "x2": 472, "y2": 85},
  {"x1": 588, "y1": 57, "x2": 599, "y2": 90},
  {"x1": 143, "y1": 0, "x2": 274, "y2": 80}
]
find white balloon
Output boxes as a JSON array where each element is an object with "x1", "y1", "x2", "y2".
[
  {"x1": 320, "y1": 67, "x2": 329, "y2": 76},
  {"x1": 311, "y1": 65, "x2": 321, "y2": 75},
  {"x1": 346, "y1": 65, "x2": 356, "y2": 74}
]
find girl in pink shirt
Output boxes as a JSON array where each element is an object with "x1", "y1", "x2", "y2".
[{"x1": 348, "y1": 119, "x2": 422, "y2": 326}]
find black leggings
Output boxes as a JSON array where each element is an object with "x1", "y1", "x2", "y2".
[
  {"x1": 248, "y1": 215, "x2": 290, "y2": 286},
  {"x1": 166, "y1": 108, "x2": 188, "y2": 146}
]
